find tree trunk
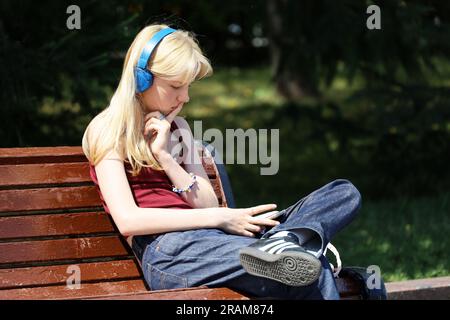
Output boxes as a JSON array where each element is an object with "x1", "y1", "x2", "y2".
[{"x1": 266, "y1": 0, "x2": 318, "y2": 101}]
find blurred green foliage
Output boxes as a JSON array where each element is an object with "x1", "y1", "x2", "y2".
[
  {"x1": 0, "y1": 0, "x2": 448, "y2": 201},
  {"x1": 266, "y1": 0, "x2": 450, "y2": 98}
]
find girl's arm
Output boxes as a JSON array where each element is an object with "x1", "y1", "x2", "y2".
[
  {"x1": 95, "y1": 154, "x2": 279, "y2": 237},
  {"x1": 142, "y1": 109, "x2": 218, "y2": 209},
  {"x1": 95, "y1": 154, "x2": 219, "y2": 236},
  {"x1": 157, "y1": 116, "x2": 219, "y2": 209},
  {"x1": 89, "y1": 115, "x2": 278, "y2": 237}
]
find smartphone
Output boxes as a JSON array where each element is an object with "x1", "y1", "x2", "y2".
[{"x1": 254, "y1": 210, "x2": 284, "y2": 220}]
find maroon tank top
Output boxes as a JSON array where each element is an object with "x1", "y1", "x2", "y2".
[{"x1": 89, "y1": 121, "x2": 193, "y2": 214}]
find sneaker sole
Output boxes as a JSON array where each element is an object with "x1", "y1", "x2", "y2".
[{"x1": 239, "y1": 246, "x2": 322, "y2": 286}]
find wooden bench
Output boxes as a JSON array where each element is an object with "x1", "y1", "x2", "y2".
[{"x1": 0, "y1": 142, "x2": 368, "y2": 300}]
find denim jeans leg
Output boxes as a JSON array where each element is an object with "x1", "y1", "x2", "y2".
[
  {"x1": 261, "y1": 179, "x2": 362, "y2": 255},
  {"x1": 140, "y1": 228, "x2": 340, "y2": 299},
  {"x1": 134, "y1": 179, "x2": 361, "y2": 300},
  {"x1": 303, "y1": 255, "x2": 341, "y2": 300}
]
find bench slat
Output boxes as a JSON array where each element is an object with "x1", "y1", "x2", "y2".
[
  {"x1": 0, "y1": 279, "x2": 148, "y2": 300},
  {"x1": 0, "y1": 162, "x2": 92, "y2": 186},
  {"x1": 0, "y1": 260, "x2": 142, "y2": 289},
  {"x1": 88, "y1": 287, "x2": 249, "y2": 300},
  {"x1": 0, "y1": 162, "x2": 217, "y2": 187},
  {"x1": 0, "y1": 147, "x2": 87, "y2": 165},
  {"x1": 0, "y1": 236, "x2": 129, "y2": 265},
  {"x1": 0, "y1": 212, "x2": 115, "y2": 240},
  {"x1": 0, "y1": 186, "x2": 101, "y2": 212},
  {"x1": 0, "y1": 183, "x2": 221, "y2": 213}
]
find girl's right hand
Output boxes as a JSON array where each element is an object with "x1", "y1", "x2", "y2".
[
  {"x1": 143, "y1": 104, "x2": 183, "y2": 160},
  {"x1": 212, "y1": 204, "x2": 281, "y2": 237}
]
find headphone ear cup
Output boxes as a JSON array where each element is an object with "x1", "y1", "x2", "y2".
[{"x1": 135, "y1": 67, "x2": 154, "y2": 93}]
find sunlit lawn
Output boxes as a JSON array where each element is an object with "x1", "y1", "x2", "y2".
[{"x1": 332, "y1": 193, "x2": 449, "y2": 281}]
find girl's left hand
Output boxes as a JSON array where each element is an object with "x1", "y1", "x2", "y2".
[{"x1": 143, "y1": 104, "x2": 183, "y2": 159}]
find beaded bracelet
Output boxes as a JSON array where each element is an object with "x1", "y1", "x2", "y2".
[{"x1": 172, "y1": 173, "x2": 197, "y2": 194}]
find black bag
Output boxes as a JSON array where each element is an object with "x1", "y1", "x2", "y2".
[{"x1": 338, "y1": 266, "x2": 387, "y2": 300}]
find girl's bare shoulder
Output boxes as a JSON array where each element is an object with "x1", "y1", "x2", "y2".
[
  {"x1": 86, "y1": 112, "x2": 124, "y2": 162},
  {"x1": 86, "y1": 112, "x2": 108, "y2": 142}
]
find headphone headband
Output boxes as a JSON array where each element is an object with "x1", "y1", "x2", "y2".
[{"x1": 136, "y1": 27, "x2": 177, "y2": 70}]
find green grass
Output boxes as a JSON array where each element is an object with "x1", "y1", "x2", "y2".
[
  {"x1": 184, "y1": 67, "x2": 285, "y2": 118},
  {"x1": 332, "y1": 193, "x2": 449, "y2": 282}
]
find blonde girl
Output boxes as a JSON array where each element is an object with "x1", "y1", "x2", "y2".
[{"x1": 82, "y1": 24, "x2": 361, "y2": 299}]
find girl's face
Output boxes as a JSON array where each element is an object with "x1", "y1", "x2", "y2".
[{"x1": 139, "y1": 76, "x2": 190, "y2": 117}]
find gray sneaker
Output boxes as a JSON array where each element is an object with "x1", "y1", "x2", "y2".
[{"x1": 239, "y1": 234, "x2": 322, "y2": 286}]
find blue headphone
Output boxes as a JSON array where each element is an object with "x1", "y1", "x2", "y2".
[{"x1": 134, "y1": 27, "x2": 177, "y2": 93}]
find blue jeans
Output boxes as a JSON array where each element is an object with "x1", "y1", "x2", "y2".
[{"x1": 132, "y1": 179, "x2": 361, "y2": 300}]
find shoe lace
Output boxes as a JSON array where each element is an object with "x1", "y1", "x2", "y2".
[{"x1": 323, "y1": 242, "x2": 342, "y2": 278}]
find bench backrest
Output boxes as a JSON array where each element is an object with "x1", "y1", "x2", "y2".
[{"x1": 0, "y1": 143, "x2": 232, "y2": 299}]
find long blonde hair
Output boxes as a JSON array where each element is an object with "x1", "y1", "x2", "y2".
[{"x1": 82, "y1": 24, "x2": 212, "y2": 175}]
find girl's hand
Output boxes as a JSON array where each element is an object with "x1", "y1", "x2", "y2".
[
  {"x1": 143, "y1": 105, "x2": 183, "y2": 159},
  {"x1": 212, "y1": 204, "x2": 281, "y2": 237}
]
